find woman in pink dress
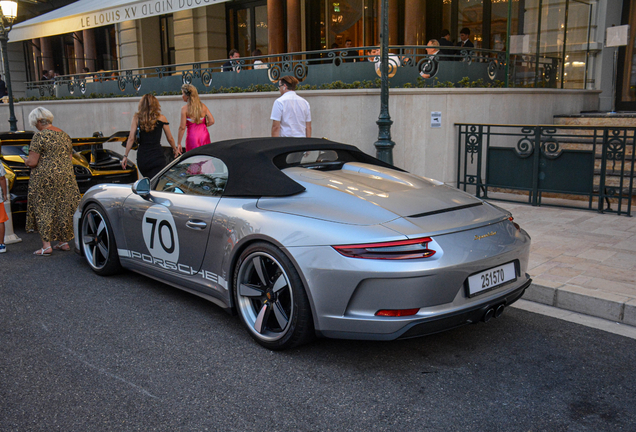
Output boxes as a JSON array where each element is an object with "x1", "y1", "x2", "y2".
[{"x1": 177, "y1": 84, "x2": 215, "y2": 153}]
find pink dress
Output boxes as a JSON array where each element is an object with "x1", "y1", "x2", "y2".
[{"x1": 185, "y1": 117, "x2": 211, "y2": 152}]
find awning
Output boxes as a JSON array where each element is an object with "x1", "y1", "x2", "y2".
[{"x1": 10, "y1": 0, "x2": 228, "y2": 42}]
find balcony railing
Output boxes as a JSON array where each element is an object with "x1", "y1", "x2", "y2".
[{"x1": 26, "y1": 46, "x2": 561, "y2": 99}]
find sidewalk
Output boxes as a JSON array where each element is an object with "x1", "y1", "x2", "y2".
[{"x1": 493, "y1": 201, "x2": 636, "y2": 327}]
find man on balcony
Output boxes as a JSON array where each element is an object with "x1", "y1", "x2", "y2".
[
  {"x1": 223, "y1": 49, "x2": 241, "y2": 73},
  {"x1": 420, "y1": 40, "x2": 441, "y2": 79},
  {"x1": 344, "y1": 40, "x2": 358, "y2": 63},
  {"x1": 457, "y1": 28, "x2": 474, "y2": 49},
  {"x1": 438, "y1": 29, "x2": 454, "y2": 58}
]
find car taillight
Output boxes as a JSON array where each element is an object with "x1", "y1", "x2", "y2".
[
  {"x1": 509, "y1": 216, "x2": 520, "y2": 230},
  {"x1": 376, "y1": 308, "x2": 420, "y2": 317},
  {"x1": 332, "y1": 237, "x2": 436, "y2": 260}
]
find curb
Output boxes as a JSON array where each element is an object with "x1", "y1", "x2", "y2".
[{"x1": 523, "y1": 283, "x2": 636, "y2": 327}]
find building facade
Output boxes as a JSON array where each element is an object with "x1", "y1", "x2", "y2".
[{"x1": 4, "y1": 0, "x2": 636, "y2": 111}]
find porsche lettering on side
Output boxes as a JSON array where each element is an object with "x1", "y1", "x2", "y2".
[{"x1": 73, "y1": 138, "x2": 531, "y2": 350}]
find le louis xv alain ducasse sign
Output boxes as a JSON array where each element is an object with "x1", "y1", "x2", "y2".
[{"x1": 79, "y1": 0, "x2": 223, "y2": 29}]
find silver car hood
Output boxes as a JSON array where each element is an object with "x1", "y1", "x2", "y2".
[{"x1": 257, "y1": 163, "x2": 506, "y2": 231}]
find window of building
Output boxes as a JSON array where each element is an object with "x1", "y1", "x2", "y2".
[
  {"x1": 27, "y1": 24, "x2": 119, "y2": 80},
  {"x1": 227, "y1": 0, "x2": 268, "y2": 57},
  {"x1": 490, "y1": 0, "x2": 519, "y2": 50},
  {"x1": 617, "y1": 0, "x2": 636, "y2": 109},
  {"x1": 160, "y1": 15, "x2": 176, "y2": 66},
  {"x1": 458, "y1": 0, "x2": 484, "y2": 47},
  {"x1": 307, "y1": 0, "x2": 378, "y2": 52}
]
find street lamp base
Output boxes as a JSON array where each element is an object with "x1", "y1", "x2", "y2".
[
  {"x1": 375, "y1": 116, "x2": 394, "y2": 164},
  {"x1": 374, "y1": 139, "x2": 395, "y2": 165}
]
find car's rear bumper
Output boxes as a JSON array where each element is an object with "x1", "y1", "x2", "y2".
[
  {"x1": 314, "y1": 277, "x2": 531, "y2": 340},
  {"x1": 399, "y1": 278, "x2": 529, "y2": 339},
  {"x1": 286, "y1": 221, "x2": 531, "y2": 341}
]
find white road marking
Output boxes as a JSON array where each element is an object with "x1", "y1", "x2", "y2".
[
  {"x1": 40, "y1": 323, "x2": 160, "y2": 399},
  {"x1": 512, "y1": 299, "x2": 636, "y2": 340}
]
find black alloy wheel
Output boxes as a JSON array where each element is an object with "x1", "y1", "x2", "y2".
[
  {"x1": 234, "y1": 242, "x2": 314, "y2": 350},
  {"x1": 81, "y1": 204, "x2": 122, "y2": 276}
]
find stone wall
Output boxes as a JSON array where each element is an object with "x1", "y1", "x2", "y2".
[{"x1": 0, "y1": 88, "x2": 599, "y2": 186}]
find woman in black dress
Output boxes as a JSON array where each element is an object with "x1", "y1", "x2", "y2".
[{"x1": 121, "y1": 94, "x2": 180, "y2": 178}]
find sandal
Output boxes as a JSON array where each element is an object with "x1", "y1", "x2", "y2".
[
  {"x1": 53, "y1": 242, "x2": 70, "y2": 251},
  {"x1": 34, "y1": 247, "x2": 52, "y2": 256}
]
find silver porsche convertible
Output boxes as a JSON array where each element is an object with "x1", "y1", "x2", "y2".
[{"x1": 73, "y1": 138, "x2": 531, "y2": 350}]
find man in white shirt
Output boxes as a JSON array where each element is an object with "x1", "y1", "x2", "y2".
[
  {"x1": 367, "y1": 48, "x2": 401, "y2": 77},
  {"x1": 270, "y1": 76, "x2": 311, "y2": 138}
]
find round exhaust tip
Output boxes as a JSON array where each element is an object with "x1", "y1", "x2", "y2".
[
  {"x1": 494, "y1": 304, "x2": 505, "y2": 318},
  {"x1": 483, "y1": 308, "x2": 495, "y2": 323}
]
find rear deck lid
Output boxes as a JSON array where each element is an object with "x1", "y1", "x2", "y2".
[{"x1": 257, "y1": 163, "x2": 504, "y2": 230}]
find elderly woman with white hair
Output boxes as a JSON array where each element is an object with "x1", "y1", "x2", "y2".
[{"x1": 24, "y1": 107, "x2": 80, "y2": 256}]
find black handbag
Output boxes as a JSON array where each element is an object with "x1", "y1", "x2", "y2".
[{"x1": 121, "y1": 122, "x2": 140, "y2": 151}]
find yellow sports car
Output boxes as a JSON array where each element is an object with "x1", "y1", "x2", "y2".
[{"x1": 0, "y1": 131, "x2": 139, "y2": 213}]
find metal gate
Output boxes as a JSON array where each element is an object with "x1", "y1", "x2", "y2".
[{"x1": 456, "y1": 124, "x2": 635, "y2": 216}]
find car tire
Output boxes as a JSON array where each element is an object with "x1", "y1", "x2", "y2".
[
  {"x1": 80, "y1": 203, "x2": 122, "y2": 276},
  {"x1": 233, "y1": 242, "x2": 314, "y2": 350}
]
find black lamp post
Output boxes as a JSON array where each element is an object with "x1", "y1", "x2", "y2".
[
  {"x1": 373, "y1": 0, "x2": 394, "y2": 165},
  {"x1": 0, "y1": 1, "x2": 18, "y2": 132}
]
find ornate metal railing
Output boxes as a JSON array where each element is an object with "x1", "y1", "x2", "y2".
[
  {"x1": 457, "y1": 124, "x2": 636, "y2": 216},
  {"x1": 26, "y1": 46, "x2": 560, "y2": 99}
]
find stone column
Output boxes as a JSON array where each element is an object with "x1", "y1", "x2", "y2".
[
  {"x1": 404, "y1": 0, "x2": 425, "y2": 45},
  {"x1": 268, "y1": 0, "x2": 285, "y2": 54},
  {"x1": 39, "y1": 37, "x2": 54, "y2": 74},
  {"x1": 389, "y1": 0, "x2": 398, "y2": 45},
  {"x1": 287, "y1": 0, "x2": 301, "y2": 53},
  {"x1": 73, "y1": 32, "x2": 85, "y2": 73},
  {"x1": 31, "y1": 39, "x2": 42, "y2": 79},
  {"x1": 117, "y1": 21, "x2": 141, "y2": 70},
  {"x1": 83, "y1": 29, "x2": 97, "y2": 72},
  {"x1": 174, "y1": 5, "x2": 227, "y2": 69},
  {"x1": 376, "y1": 0, "x2": 399, "y2": 45},
  {"x1": 174, "y1": 10, "x2": 196, "y2": 65},
  {"x1": 205, "y1": 5, "x2": 227, "y2": 61}
]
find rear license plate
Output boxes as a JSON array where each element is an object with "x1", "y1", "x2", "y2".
[{"x1": 467, "y1": 262, "x2": 517, "y2": 297}]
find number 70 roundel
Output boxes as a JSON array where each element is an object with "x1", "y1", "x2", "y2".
[{"x1": 142, "y1": 205, "x2": 181, "y2": 262}]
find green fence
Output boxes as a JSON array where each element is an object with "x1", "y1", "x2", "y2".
[
  {"x1": 26, "y1": 46, "x2": 560, "y2": 99},
  {"x1": 457, "y1": 124, "x2": 636, "y2": 216}
]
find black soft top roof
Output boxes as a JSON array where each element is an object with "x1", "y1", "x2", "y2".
[{"x1": 186, "y1": 137, "x2": 401, "y2": 197}]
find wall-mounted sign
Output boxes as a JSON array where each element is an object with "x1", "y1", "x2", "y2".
[
  {"x1": 11, "y1": 0, "x2": 229, "y2": 42},
  {"x1": 431, "y1": 112, "x2": 442, "y2": 128},
  {"x1": 606, "y1": 25, "x2": 629, "y2": 47}
]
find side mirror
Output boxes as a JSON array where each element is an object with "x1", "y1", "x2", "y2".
[{"x1": 132, "y1": 178, "x2": 151, "y2": 197}]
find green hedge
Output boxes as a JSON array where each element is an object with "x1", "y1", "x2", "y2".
[{"x1": 16, "y1": 77, "x2": 505, "y2": 102}]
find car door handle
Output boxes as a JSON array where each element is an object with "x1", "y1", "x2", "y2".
[{"x1": 186, "y1": 220, "x2": 207, "y2": 230}]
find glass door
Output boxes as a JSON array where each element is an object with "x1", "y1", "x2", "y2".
[
  {"x1": 307, "y1": 0, "x2": 376, "y2": 51},
  {"x1": 160, "y1": 15, "x2": 176, "y2": 66},
  {"x1": 616, "y1": 0, "x2": 636, "y2": 110},
  {"x1": 227, "y1": 0, "x2": 268, "y2": 57}
]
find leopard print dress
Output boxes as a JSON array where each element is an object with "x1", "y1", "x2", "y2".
[{"x1": 26, "y1": 129, "x2": 80, "y2": 242}]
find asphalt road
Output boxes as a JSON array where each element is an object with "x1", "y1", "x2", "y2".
[{"x1": 2, "y1": 224, "x2": 635, "y2": 432}]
